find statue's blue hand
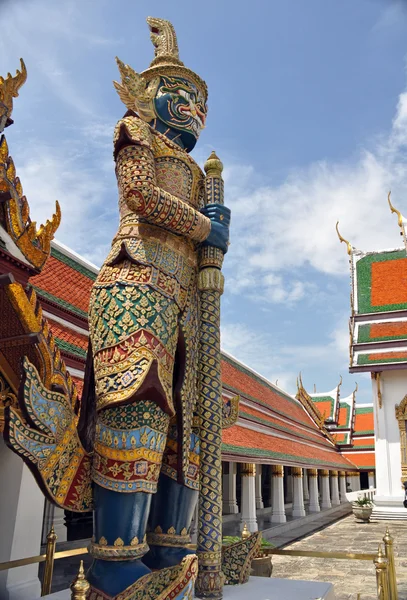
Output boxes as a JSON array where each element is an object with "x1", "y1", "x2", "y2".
[{"x1": 201, "y1": 203, "x2": 231, "y2": 254}]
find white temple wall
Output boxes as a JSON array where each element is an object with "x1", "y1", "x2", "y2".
[
  {"x1": 0, "y1": 439, "x2": 44, "y2": 599},
  {"x1": 372, "y1": 369, "x2": 406, "y2": 517}
]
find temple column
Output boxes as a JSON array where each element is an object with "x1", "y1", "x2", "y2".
[
  {"x1": 308, "y1": 469, "x2": 320, "y2": 512},
  {"x1": 353, "y1": 472, "x2": 361, "y2": 491},
  {"x1": 271, "y1": 465, "x2": 286, "y2": 523},
  {"x1": 222, "y1": 462, "x2": 238, "y2": 514},
  {"x1": 240, "y1": 463, "x2": 258, "y2": 532},
  {"x1": 368, "y1": 471, "x2": 375, "y2": 489},
  {"x1": 320, "y1": 470, "x2": 332, "y2": 509},
  {"x1": 339, "y1": 471, "x2": 348, "y2": 503},
  {"x1": 303, "y1": 468, "x2": 309, "y2": 502},
  {"x1": 346, "y1": 471, "x2": 353, "y2": 491},
  {"x1": 255, "y1": 464, "x2": 264, "y2": 509},
  {"x1": 292, "y1": 467, "x2": 306, "y2": 517},
  {"x1": 330, "y1": 471, "x2": 340, "y2": 506}
]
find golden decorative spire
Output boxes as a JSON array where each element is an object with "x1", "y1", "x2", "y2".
[
  {"x1": 387, "y1": 191, "x2": 403, "y2": 227},
  {"x1": 336, "y1": 221, "x2": 352, "y2": 255},
  {"x1": 70, "y1": 561, "x2": 90, "y2": 600},
  {"x1": 0, "y1": 59, "x2": 27, "y2": 131},
  {"x1": 147, "y1": 17, "x2": 183, "y2": 67}
]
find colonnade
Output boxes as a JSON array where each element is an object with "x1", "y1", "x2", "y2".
[{"x1": 222, "y1": 463, "x2": 356, "y2": 533}]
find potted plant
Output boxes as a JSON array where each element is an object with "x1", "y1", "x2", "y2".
[{"x1": 352, "y1": 495, "x2": 374, "y2": 522}]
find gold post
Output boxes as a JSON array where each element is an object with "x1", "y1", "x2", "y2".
[
  {"x1": 41, "y1": 525, "x2": 57, "y2": 596},
  {"x1": 70, "y1": 560, "x2": 90, "y2": 600},
  {"x1": 383, "y1": 527, "x2": 398, "y2": 600},
  {"x1": 374, "y1": 544, "x2": 390, "y2": 600}
]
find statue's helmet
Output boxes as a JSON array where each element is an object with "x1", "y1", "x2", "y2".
[{"x1": 114, "y1": 17, "x2": 207, "y2": 152}]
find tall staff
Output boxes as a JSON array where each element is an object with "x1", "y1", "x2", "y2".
[{"x1": 196, "y1": 151, "x2": 227, "y2": 599}]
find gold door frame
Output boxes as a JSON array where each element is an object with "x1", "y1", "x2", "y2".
[{"x1": 395, "y1": 395, "x2": 407, "y2": 483}]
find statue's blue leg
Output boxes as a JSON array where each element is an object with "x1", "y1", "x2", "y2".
[
  {"x1": 87, "y1": 400, "x2": 170, "y2": 596},
  {"x1": 86, "y1": 485, "x2": 152, "y2": 597},
  {"x1": 143, "y1": 474, "x2": 198, "y2": 570},
  {"x1": 143, "y1": 424, "x2": 200, "y2": 570}
]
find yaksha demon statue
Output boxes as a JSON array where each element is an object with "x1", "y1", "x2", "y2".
[
  {"x1": 6, "y1": 16, "x2": 237, "y2": 600},
  {"x1": 84, "y1": 16, "x2": 230, "y2": 597}
]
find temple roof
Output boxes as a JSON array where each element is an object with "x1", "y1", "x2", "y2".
[{"x1": 339, "y1": 195, "x2": 407, "y2": 372}]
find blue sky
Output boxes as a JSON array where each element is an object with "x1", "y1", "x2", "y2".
[{"x1": 1, "y1": 0, "x2": 407, "y2": 403}]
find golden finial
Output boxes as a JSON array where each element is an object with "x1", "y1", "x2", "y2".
[
  {"x1": 70, "y1": 561, "x2": 90, "y2": 600},
  {"x1": 204, "y1": 151, "x2": 223, "y2": 178},
  {"x1": 0, "y1": 58, "x2": 27, "y2": 131},
  {"x1": 147, "y1": 17, "x2": 183, "y2": 67},
  {"x1": 338, "y1": 375, "x2": 343, "y2": 391},
  {"x1": 336, "y1": 221, "x2": 352, "y2": 255},
  {"x1": 388, "y1": 191, "x2": 404, "y2": 227},
  {"x1": 241, "y1": 523, "x2": 250, "y2": 539}
]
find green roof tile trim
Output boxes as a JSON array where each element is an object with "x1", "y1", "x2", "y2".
[
  {"x1": 32, "y1": 286, "x2": 88, "y2": 319},
  {"x1": 51, "y1": 246, "x2": 97, "y2": 281},
  {"x1": 221, "y1": 443, "x2": 354, "y2": 470},
  {"x1": 357, "y1": 353, "x2": 407, "y2": 365},
  {"x1": 225, "y1": 382, "x2": 324, "y2": 439},
  {"x1": 356, "y1": 250, "x2": 407, "y2": 314},
  {"x1": 355, "y1": 430, "x2": 374, "y2": 435},
  {"x1": 357, "y1": 323, "x2": 407, "y2": 344},
  {"x1": 54, "y1": 337, "x2": 87, "y2": 359},
  {"x1": 355, "y1": 406, "x2": 373, "y2": 414},
  {"x1": 239, "y1": 411, "x2": 331, "y2": 446}
]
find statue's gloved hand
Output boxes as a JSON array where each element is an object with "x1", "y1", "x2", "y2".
[{"x1": 201, "y1": 204, "x2": 231, "y2": 254}]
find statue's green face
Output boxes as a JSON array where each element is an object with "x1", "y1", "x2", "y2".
[{"x1": 153, "y1": 75, "x2": 207, "y2": 151}]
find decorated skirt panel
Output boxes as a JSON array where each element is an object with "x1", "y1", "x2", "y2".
[
  {"x1": 161, "y1": 422, "x2": 200, "y2": 491},
  {"x1": 89, "y1": 281, "x2": 179, "y2": 412},
  {"x1": 93, "y1": 402, "x2": 169, "y2": 493}
]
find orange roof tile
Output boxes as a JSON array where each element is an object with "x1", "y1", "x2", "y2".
[
  {"x1": 31, "y1": 255, "x2": 94, "y2": 314},
  {"x1": 223, "y1": 425, "x2": 355, "y2": 470},
  {"x1": 341, "y1": 451, "x2": 375, "y2": 468}
]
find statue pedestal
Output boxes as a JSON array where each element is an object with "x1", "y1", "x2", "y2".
[{"x1": 37, "y1": 576, "x2": 335, "y2": 599}]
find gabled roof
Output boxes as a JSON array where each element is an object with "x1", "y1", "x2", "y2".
[{"x1": 339, "y1": 195, "x2": 407, "y2": 372}]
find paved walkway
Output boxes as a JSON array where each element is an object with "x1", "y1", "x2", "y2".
[{"x1": 271, "y1": 515, "x2": 407, "y2": 600}]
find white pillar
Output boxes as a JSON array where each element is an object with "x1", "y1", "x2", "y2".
[
  {"x1": 271, "y1": 465, "x2": 286, "y2": 523},
  {"x1": 303, "y1": 468, "x2": 309, "y2": 501},
  {"x1": 339, "y1": 471, "x2": 347, "y2": 503},
  {"x1": 255, "y1": 464, "x2": 264, "y2": 509},
  {"x1": 320, "y1": 470, "x2": 332, "y2": 510},
  {"x1": 368, "y1": 470, "x2": 375, "y2": 489},
  {"x1": 353, "y1": 472, "x2": 361, "y2": 491},
  {"x1": 292, "y1": 467, "x2": 306, "y2": 517},
  {"x1": 240, "y1": 463, "x2": 258, "y2": 533},
  {"x1": 308, "y1": 469, "x2": 320, "y2": 512},
  {"x1": 330, "y1": 471, "x2": 340, "y2": 506},
  {"x1": 0, "y1": 439, "x2": 44, "y2": 600},
  {"x1": 222, "y1": 462, "x2": 238, "y2": 514}
]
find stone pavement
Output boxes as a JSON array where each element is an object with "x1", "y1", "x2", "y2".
[{"x1": 271, "y1": 515, "x2": 407, "y2": 600}]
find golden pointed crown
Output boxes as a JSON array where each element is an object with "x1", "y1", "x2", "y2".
[
  {"x1": 114, "y1": 17, "x2": 207, "y2": 119},
  {"x1": 0, "y1": 59, "x2": 27, "y2": 128}
]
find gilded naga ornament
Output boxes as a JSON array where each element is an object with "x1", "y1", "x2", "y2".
[{"x1": 5, "y1": 16, "x2": 237, "y2": 600}]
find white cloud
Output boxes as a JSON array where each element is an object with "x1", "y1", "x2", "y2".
[{"x1": 223, "y1": 76, "x2": 407, "y2": 305}]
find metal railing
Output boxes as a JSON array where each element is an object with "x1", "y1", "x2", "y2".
[
  {"x1": 0, "y1": 526, "x2": 89, "y2": 598},
  {"x1": 0, "y1": 525, "x2": 398, "y2": 599}
]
